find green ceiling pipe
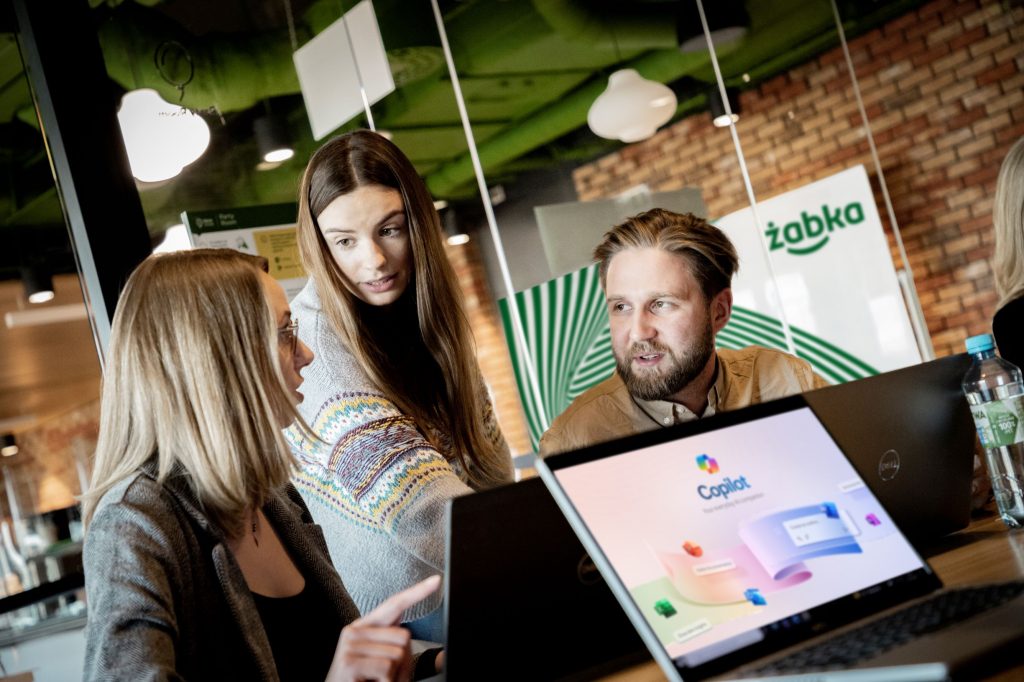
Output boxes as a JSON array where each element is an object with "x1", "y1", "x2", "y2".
[
  {"x1": 530, "y1": 0, "x2": 678, "y2": 50},
  {"x1": 97, "y1": 4, "x2": 303, "y2": 112},
  {"x1": 95, "y1": 0, "x2": 444, "y2": 115},
  {"x1": 421, "y1": 0, "x2": 848, "y2": 197},
  {"x1": 91, "y1": 0, "x2": 675, "y2": 131},
  {"x1": 425, "y1": 47, "x2": 707, "y2": 197},
  {"x1": 305, "y1": 0, "x2": 435, "y2": 49}
]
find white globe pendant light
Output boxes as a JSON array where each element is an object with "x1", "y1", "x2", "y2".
[
  {"x1": 587, "y1": 69, "x2": 677, "y2": 143},
  {"x1": 117, "y1": 89, "x2": 211, "y2": 183}
]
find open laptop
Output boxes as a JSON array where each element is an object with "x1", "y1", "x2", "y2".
[
  {"x1": 442, "y1": 477, "x2": 648, "y2": 681},
  {"x1": 537, "y1": 395, "x2": 1024, "y2": 681},
  {"x1": 803, "y1": 354, "x2": 977, "y2": 544}
]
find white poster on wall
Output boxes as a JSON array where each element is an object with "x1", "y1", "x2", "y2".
[{"x1": 715, "y1": 165, "x2": 921, "y2": 374}]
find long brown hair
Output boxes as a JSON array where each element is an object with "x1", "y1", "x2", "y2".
[
  {"x1": 83, "y1": 249, "x2": 305, "y2": 535},
  {"x1": 296, "y1": 130, "x2": 505, "y2": 487}
]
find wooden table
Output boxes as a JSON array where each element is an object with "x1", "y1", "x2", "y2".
[{"x1": 599, "y1": 510, "x2": 1024, "y2": 681}]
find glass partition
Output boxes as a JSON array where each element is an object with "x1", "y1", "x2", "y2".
[
  {"x1": 0, "y1": 34, "x2": 98, "y2": 671},
  {"x1": 435, "y1": 0, "x2": 1023, "y2": 449},
  {"x1": 74, "y1": 0, "x2": 1023, "y2": 457},
  {"x1": 1, "y1": 0, "x2": 1021, "y2": 676},
  {"x1": 694, "y1": 0, "x2": 929, "y2": 384},
  {"x1": 91, "y1": 0, "x2": 537, "y2": 456},
  {"x1": 438, "y1": 0, "x2": 905, "y2": 448}
]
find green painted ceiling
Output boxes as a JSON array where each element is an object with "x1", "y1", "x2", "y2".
[{"x1": 0, "y1": 0, "x2": 925, "y2": 277}]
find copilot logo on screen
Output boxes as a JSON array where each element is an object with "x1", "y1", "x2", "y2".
[
  {"x1": 695, "y1": 454, "x2": 753, "y2": 500},
  {"x1": 695, "y1": 454, "x2": 719, "y2": 474}
]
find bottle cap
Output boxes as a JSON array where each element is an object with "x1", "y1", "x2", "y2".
[{"x1": 965, "y1": 333, "x2": 994, "y2": 354}]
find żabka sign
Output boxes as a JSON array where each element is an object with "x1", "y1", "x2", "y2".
[
  {"x1": 764, "y1": 202, "x2": 865, "y2": 256},
  {"x1": 714, "y1": 165, "x2": 921, "y2": 377}
]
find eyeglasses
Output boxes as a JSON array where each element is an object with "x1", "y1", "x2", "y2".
[{"x1": 278, "y1": 319, "x2": 299, "y2": 355}]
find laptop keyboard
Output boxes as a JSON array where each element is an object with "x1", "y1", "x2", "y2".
[{"x1": 747, "y1": 582, "x2": 1024, "y2": 675}]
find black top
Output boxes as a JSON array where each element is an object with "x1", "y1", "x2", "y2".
[
  {"x1": 252, "y1": 582, "x2": 342, "y2": 682},
  {"x1": 993, "y1": 296, "x2": 1024, "y2": 370},
  {"x1": 357, "y1": 283, "x2": 447, "y2": 421}
]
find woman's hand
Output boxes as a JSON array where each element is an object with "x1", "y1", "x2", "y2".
[{"x1": 326, "y1": 575, "x2": 441, "y2": 682}]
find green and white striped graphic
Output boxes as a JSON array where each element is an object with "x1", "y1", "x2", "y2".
[{"x1": 499, "y1": 263, "x2": 879, "y2": 450}]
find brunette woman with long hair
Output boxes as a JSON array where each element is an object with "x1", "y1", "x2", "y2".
[
  {"x1": 83, "y1": 249, "x2": 442, "y2": 681},
  {"x1": 288, "y1": 130, "x2": 513, "y2": 642}
]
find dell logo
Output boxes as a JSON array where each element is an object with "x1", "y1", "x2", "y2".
[{"x1": 878, "y1": 449, "x2": 901, "y2": 481}]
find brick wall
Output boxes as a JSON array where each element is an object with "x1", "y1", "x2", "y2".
[
  {"x1": 445, "y1": 240, "x2": 532, "y2": 455},
  {"x1": 573, "y1": 0, "x2": 1023, "y2": 359}
]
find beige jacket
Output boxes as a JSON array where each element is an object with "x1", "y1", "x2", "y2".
[{"x1": 539, "y1": 346, "x2": 829, "y2": 456}]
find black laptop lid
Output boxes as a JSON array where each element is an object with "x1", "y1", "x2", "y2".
[
  {"x1": 537, "y1": 395, "x2": 940, "y2": 681},
  {"x1": 803, "y1": 354, "x2": 976, "y2": 543},
  {"x1": 442, "y1": 477, "x2": 647, "y2": 681}
]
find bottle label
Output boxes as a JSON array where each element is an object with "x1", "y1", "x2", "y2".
[{"x1": 971, "y1": 396, "x2": 1024, "y2": 448}]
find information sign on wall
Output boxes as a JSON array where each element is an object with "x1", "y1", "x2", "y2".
[{"x1": 181, "y1": 203, "x2": 307, "y2": 299}]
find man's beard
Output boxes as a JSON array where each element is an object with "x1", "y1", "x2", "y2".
[{"x1": 614, "y1": 319, "x2": 715, "y2": 402}]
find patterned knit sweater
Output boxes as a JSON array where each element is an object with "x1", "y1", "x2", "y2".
[{"x1": 285, "y1": 281, "x2": 513, "y2": 623}]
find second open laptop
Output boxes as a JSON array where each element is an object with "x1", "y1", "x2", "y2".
[
  {"x1": 442, "y1": 477, "x2": 648, "y2": 681},
  {"x1": 803, "y1": 353, "x2": 977, "y2": 544},
  {"x1": 537, "y1": 395, "x2": 1024, "y2": 681}
]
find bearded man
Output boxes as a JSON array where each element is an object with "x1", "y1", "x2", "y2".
[{"x1": 539, "y1": 209, "x2": 828, "y2": 456}]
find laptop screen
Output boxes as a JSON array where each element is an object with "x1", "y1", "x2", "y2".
[{"x1": 541, "y1": 399, "x2": 937, "y2": 678}]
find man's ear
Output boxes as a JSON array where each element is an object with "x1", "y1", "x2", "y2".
[{"x1": 710, "y1": 288, "x2": 732, "y2": 334}]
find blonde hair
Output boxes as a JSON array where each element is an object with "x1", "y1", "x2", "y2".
[
  {"x1": 296, "y1": 130, "x2": 506, "y2": 488},
  {"x1": 993, "y1": 136, "x2": 1024, "y2": 307},
  {"x1": 83, "y1": 249, "x2": 305, "y2": 536},
  {"x1": 594, "y1": 208, "x2": 739, "y2": 298}
]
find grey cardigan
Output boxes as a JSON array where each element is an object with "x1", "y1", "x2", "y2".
[{"x1": 83, "y1": 461, "x2": 361, "y2": 681}]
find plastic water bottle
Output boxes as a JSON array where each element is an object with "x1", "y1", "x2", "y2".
[{"x1": 962, "y1": 333, "x2": 1024, "y2": 528}]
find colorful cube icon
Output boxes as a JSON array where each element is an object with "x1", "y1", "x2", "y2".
[
  {"x1": 865, "y1": 513, "x2": 881, "y2": 526},
  {"x1": 744, "y1": 588, "x2": 767, "y2": 606},
  {"x1": 821, "y1": 502, "x2": 839, "y2": 519},
  {"x1": 654, "y1": 599, "x2": 677, "y2": 618},
  {"x1": 682, "y1": 541, "x2": 703, "y2": 557},
  {"x1": 696, "y1": 454, "x2": 720, "y2": 474}
]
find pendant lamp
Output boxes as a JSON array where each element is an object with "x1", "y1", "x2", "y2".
[
  {"x1": 587, "y1": 69, "x2": 677, "y2": 143},
  {"x1": 117, "y1": 88, "x2": 211, "y2": 183}
]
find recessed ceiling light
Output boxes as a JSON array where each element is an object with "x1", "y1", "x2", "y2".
[
  {"x1": 1, "y1": 434, "x2": 17, "y2": 457},
  {"x1": 22, "y1": 266, "x2": 54, "y2": 305}
]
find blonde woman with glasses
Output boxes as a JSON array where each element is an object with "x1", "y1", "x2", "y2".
[
  {"x1": 288, "y1": 130, "x2": 514, "y2": 643},
  {"x1": 83, "y1": 249, "x2": 442, "y2": 681},
  {"x1": 992, "y1": 136, "x2": 1024, "y2": 370}
]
